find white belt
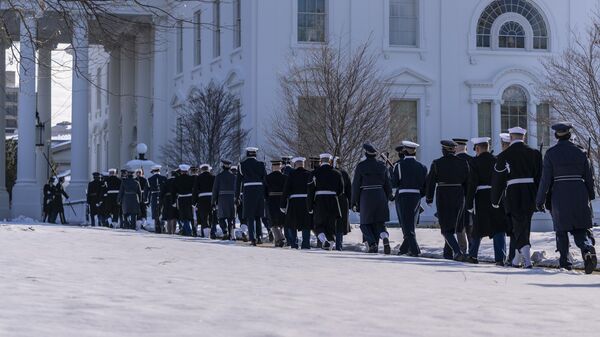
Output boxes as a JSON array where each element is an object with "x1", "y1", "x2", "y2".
[
  {"x1": 507, "y1": 178, "x2": 534, "y2": 186},
  {"x1": 289, "y1": 194, "x2": 307, "y2": 199},
  {"x1": 244, "y1": 182, "x2": 263, "y2": 187},
  {"x1": 361, "y1": 185, "x2": 382, "y2": 190},
  {"x1": 315, "y1": 191, "x2": 337, "y2": 196},
  {"x1": 106, "y1": 190, "x2": 119, "y2": 194},
  {"x1": 269, "y1": 192, "x2": 283, "y2": 196},
  {"x1": 397, "y1": 189, "x2": 420, "y2": 194},
  {"x1": 197, "y1": 192, "x2": 212, "y2": 197},
  {"x1": 178, "y1": 193, "x2": 193, "y2": 198},
  {"x1": 151, "y1": 191, "x2": 160, "y2": 194},
  {"x1": 476, "y1": 185, "x2": 491, "y2": 191},
  {"x1": 554, "y1": 175, "x2": 583, "y2": 182}
]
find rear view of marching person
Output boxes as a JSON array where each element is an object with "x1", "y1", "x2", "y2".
[
  {"x1": 173, "y1": 164, "x2": 196, "y2": 236},
  {"x1": 265, "y1": 160, "x2": 287, "y2": 247},
  {"x1": 148, "y1": 165, "x2": 167, "y2": 233},
  {"x1": 161, "y1": 169, "x2": 179, "y2": 234},
  {"x1": 104, "y1": 168, "x2": 122, "y2": 227},
  {"x1": 87, "y1": 172, "x2": 106, "y2": 227},
  {"x1": 55, "y1": 177, "x2": 69, "y2": 224},
  {"x1": 452, "y1": 138, "x2": 473, "y2": 256},
  {"x1": 491, "y1": 127, "x2": 542, "y2": 269},
  {"x1": 135, "y1": 169, "x2": 150, "y2": 229},
  {"x1": 465, "y1": 138, "x2": 507, "y2": 265},
  {"x1": 391, "y1": 141, "x2": 427, "y2": 257},
  {"x1": 308, "y1": 153, "x2": 344, "y2": 250},
  {"x1": 425, "y1": 140, "x2": 469, "y2": 261},
  {"x1": 43, "y1": 177, "x2": 57, "y2": 223},
  {"x1": 118, "y1": 168, "x2": 142, "y2": 230},
  {"x1": 536, "y1": 123, "x2": 597, "y2": 274},
  {"x1": 236, "y1": 147, "x2": 268, "y2": 246},
  {"x1": 193, "y1": 164, "x2": 216, "y2": 238},
  {"x1": 212, "y1": 159, "x2": 237, "y2": 240},
  {"x1": 333, "y1": 157, "x2": 352, "y2": 251},
  {"x1": 281, "y1": 157, "x2": 313, "y2": 249},
  {"x1": 352, "y1": 144, "x2": 394, "y2": 254},
  {"x1": 282, "y1": 156, "x2": 294, "y2": 176}
]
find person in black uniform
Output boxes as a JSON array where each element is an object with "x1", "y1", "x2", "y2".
[
  {"x1": 161, "y1": 169, "x2": 179, "y2": 234},
  {"x1": 281, "y1": 157, "x2": 313, "y2": 249},
  {"x1": 307, "y1": 154, "x2": 344, "y2": 250},
  {"x1": 536, "y1": 123, "x2": 597, "y2": 274},
  {"x1": 425, "y1": 140, "x2": 470, "y2": 261},
  {"x1": 43, "y1": 177, "x2": 57, "y2": 223},
  {"x1": 452, "y1": 138, "x2": 473, "y2": 256},
  {"x1": 193, "y1": 164, "x2": 216, "y2": 238},
  {"x1": 231, "y1": 165, "x2": 248, "y2": 241},
  {"x1": 491, "y1": 126, "x2": 542, "y2": 269},
  {"x1": 103, "y1": 168, "x2": 121, "y2": 227},
  {"x1": 282, "y1": 156, "x2": 294, "y2": 176},
  {"x1": 87, "y1": 172, "x2": 106, "y2": 227},
  {"x1": 55, "y1": 177, "x2": 69, "y2": 224},
  {"x1": 172, "y1": 164, "x2": 196, "y2": 236},
  {"x1": 135, "y1": 169, "x2": 150, "y2": 230},
  {"x1": 265, "y1": 160, "x2": 287, "y2": 247},
  {"x1": 118, "y1": 168, "x2": 143, "y2": 230},
  {"x1": 212, "y1": 159, "x2": 237, "y2": 240},
  {"x1": 465, "y1": 137, "x2": 508, "y2": 265},
  {"x1": 333, "y1": 156, "x2": 352, "y2": 251},
  {"x1": 236, "y1": 147, "x2": 268, "y2": 246},
  {"x1": 391, "y1": 141, "x2": 427, "y2": 257},
  {"x1": 352, "y1": 144, "x2": 394, "y2": 254},
  {"x1": 148, "y1": 165, "x2": 167, "y2": 233}
]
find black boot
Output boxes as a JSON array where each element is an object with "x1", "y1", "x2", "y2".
[
  {"x1": 465, "y1": 256, "x2": 479, "y2": 264},
  {"x1": 250, "y1": 240, "x2": 257, "y2": 246},
  {"x1": 584, "y1": 247, "x2": 597, "y2": 275},
  {"x1": 383, "y1": 238, "x2": 391, "y2": 255}
]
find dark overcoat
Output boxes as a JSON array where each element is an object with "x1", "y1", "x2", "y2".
[
  {"x1": 265, "y1": 171, "x2": 286, "y2": 227},
  {"x1": 351, "y1": 156, "x2": 393, "y2": 224},
  {"x1": 160, "y1": 177, "x2": 178, "y2": 220},
  {"x1": 307, "y1": 164, "x2": 343, "y2": 224},
  {"x1": 212, "y1": 169, "x2": 237, "y2": 219},
  {"x1": 87, "y1": 179, "x2": 106, "y2": 214},
  {"x1": 118, "y1": 177, "x2": 142, "y2": 215},
  {"x1": 280, "y1": 167, "x2": 312, "y2": 230},
  {"x1": 337, "y1": 168, "x2": 352, "y2": 234},
  {"x1": 172, "y1": 174, "x2": 196, "y2": 221},
  {"x1": 193, "y1": 171, "x2": 215, "y2": 216},
  {"x1": 236, "y1": 157, "x2": 267, "y2": 218},
  {"x1": 392, "y1": 156, "x2": 427, "y2": 229}
]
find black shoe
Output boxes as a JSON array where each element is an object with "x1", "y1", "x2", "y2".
[
  {"x1": 407, "y1": 252, "x2": 420, "y2": 257},
  {"x1": 584, "y1": 248, "x2": 597, "y2": 275},
  {"x1": 465, "y1": 256, "x2": 479, "y2": 264},
  {"x1": 322, "y1": 241, "x2": 332, "y2": 250},
  {"x1": 383, "y1": 238, "x2": 391, "y2": 255},
  {"x1": 495, "y1": 261, "x2": 505, "y2": 267},
  {"x1": 453, "y1": 253, "x2": 466, "y2": 262},
  {"x1": 257, "y1": 238, "x2": 263, "y2": 245},
  {"x1": 560, "y1": 265, "x2": 573, "y2": 271},
  {"x1": 368, "y1": 244, "x2": 378, "y2": 254},
  {"x1": 210, "y1": 234, "x2": 217, "y2": 240},
  {"x1": 242, "y1": 233, "x2": 248, "y2": 242},
  {"x1": 268, "y1": 231, "x2": 274, "y2": 243},
  {"x1": 250, "y1": 240, "x2": 257, "y2": 246}
]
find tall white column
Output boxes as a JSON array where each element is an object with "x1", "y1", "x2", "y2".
[
  {"x1": 67, "y1": 12, "x2": 90, "y2": 223},
  {"x1": 36, "y1": 46, "x2": 52, "y2": 191},
  {"x1": 470, "y1": 99, "x2": 480, "y2": 139},
  {"x1": 152, "y1": 18, "x2": 168, "y2": 162},
  {"x1": 135, "y1": 27, "x2": 152, "y2": 152},
  {"x1": 0, "y1": 40, "x2": 10, "y2": 219},
  {"x1": 492, "y1": 99, "x2": 502, "y2": 154},
  {"x1": 120, "y1": 36, "x2": 135, "y2": 165},
  {"x1": 107, "y1": 47, "x2": 121, "y2": 169},
  {"x1": 528, "y1": 101, "x2": 538, "y2": 148},
  {"x1": 12, "y1": 15, "x2": 42, "y2": 220}
]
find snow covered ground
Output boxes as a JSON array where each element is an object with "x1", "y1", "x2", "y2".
[{"x1": 1, "y1": 223, "x2": 599, "y2": 337}]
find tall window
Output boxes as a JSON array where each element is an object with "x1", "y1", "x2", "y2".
[
  {"x1": 389, "y1": 0, "x2": 418, "y2": 47},
  {"x1": 537, "y1": 103, "x2": 551, "y2": 146},
  {"x1": 213, "y1": 0, "x2": 221, "y2": 58},
  {"x1": 96, "y1": 68, "x2": 102, "y2": 110},
  {"x1": 233, "y1": 0, "x2": 241, "y2": 49},
  {"x1": 477, "y1": 102, "x2": 492, "y2": 138},
  {"x1": 176, "y1": 20, "x2": 183, "y2": 73},
  {"x1": 298, "y1": 0, "x2": 326, "y2": 43},
  {"x1": 498, "y1": 21, "x2": 525, "y2": 49},
  {"x1": 390, "y1": 100, "x2": 418, "y2": 152},
  {"x1": 298, "y1": 96, "x2": 326, "y2": 153},
  {"x1": 194, "y1": 11, "x2": 202, "y2": 65},
  {"x1": 501, "y1": 86, "x2": 528, "y2": 132}
]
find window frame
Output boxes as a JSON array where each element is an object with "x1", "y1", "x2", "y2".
[
  {"x1": 213, "y1": 0, "x2": 221, "y2": 59},
  {"x1": 388, "y1": 0, "x2": 419, "y2": 48},
  {"x1": 176, "y1": 20, "x2": 184, "y2": 74},
  {"x1": 296, "y1": 0, "x2": 328, "y2": 44},
  {"x1": 193, "y1": 10, "x2": 202, "y2": 66},
  {"x1": 233, "y1": 0, "x2": 242, "y2": 49}
]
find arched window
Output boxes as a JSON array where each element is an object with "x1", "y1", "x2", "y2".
[
  {"x1": 476, "y1": 0, "x2": 548, "y2": 50},
  {"x1": 498, "y1": 21, "x2": 525, "y2": 48},
  {"x1": 501, "y1": 86, "x2": 528, "y2": 131}
]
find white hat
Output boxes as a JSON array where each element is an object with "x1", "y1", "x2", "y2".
[
  {"x1": 151, "y1": 165, "x2": 162, "y2": 171},
  {"x1": 470, "y1": 137, "x2": 491, "y2": 145},
  {"x1": 499, "y1": 133, "x2": 510, "y2": 143},
  {"x1": 245, "y1": 147, "x2": 259, "y2": 152},
  {"x1": 319, "y1": 153, "x2": 333, "y2": 160},
  {"x1": 292, "y1": 157, "x2": 306, "y2": 163},
  {"x1": 401, "y1": 141, "x2": 420, "y2": 149},
  {"x1": 108, "y1": 168, "x2": 117, "y2": 174},
  {"x1": 508, "y1": 126, "x2": 527, "y2": 135},
  {"x1": 231, "y1": 165, "x2": 238, "y2": 170},
  {"x1": 179, "y1": 164, "x2": 191, "y2": 172},
  {"x1": 199, "y1": 164, "x2": 210, "y2": 170}
]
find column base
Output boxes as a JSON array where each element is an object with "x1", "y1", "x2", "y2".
[
  {"x1": 0, "y1": 188, "x2": 10, "y2": 220},
  {"x1": 11, "y1": 181, "x2": 42, "y2": 221},
  {"x1": 64, "y1": 180, "x2": 88, "y2": 225}
]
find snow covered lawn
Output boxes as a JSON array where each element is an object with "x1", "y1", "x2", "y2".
[{"x1": 1, "y1": 223, "x2": 599, "y2": 337}]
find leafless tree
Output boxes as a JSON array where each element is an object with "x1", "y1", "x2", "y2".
[
  {"x1": 161, "y1": 81, "x2": 248, "y2": 169},
  {"x1": 538, "y1": 13, "x2": 600, "y2": 192},
  {"x1": 270, "y1": 40, "x2": 393, "y2": 172}
]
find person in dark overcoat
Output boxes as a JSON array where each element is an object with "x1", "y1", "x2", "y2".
[
  {"x1": 43, "y1": 177, "x2": 57, "y2": 223},
  {"x1": 161, "y1": 169, "x2": 179, "y2": 234},
  {"x1": 135, "y1": 169, "x2": 150, "y2": 228},
  {"x1": 265, "y1": 160, "x2": 287, "y2": 247},
  {"x1": 333, "y1": 157, "x2": 352, "y2": 251},
  {"x1": 212, "y1": 159, "x2": 237, "y2": 240},
  {"x1": 451, "y1": 138, "x2": 474, "y2": 256},
  {"x1": 87, "y1": 172, "x2": 106, "y2": 227},
  {"x1": 172, "y1": 164, "x2": 196, "y2": 236},
  {"x1": 282, "y1": 156, "x2": 294, "y2": 176},
  {"x1": 118, "y1": 169, "x2": 142, "y2": 230},
  {"x1": 307, "y1": 154, "x2": 344, "y2": 250},
  {"x1": 54, "y1": 177, "x2": 69, "y2": 224},
  {"x1": 103, "y1": 169, "x2": 122, "y2": 227},
  {"x1": 281, "y1": 157, "x2": 312, "y2": 249},
  {"x1": 491, "y1": 127, "x2": 542, "y2": 269},
  {"x1": 193, "y1": 164, "x2": 216, "y2": 238},
  {"x1": 148, "y1": 165, "x2": 167, "y2": 233},
  {"x1": 465, "y1": 137, "x2": 507, "y2": 265},
  {"x1": 236, "y1": 147, "x2": 268, "y2": 246},
  {"x1": 536, "y1": 123, "x2": 597, "y2": 273},
  {"x1": 425, "y1": 140, "x2": 470, "y2": 261},
  {"x1": 391, "y1": 141, "x2": 427, "y2": 257},
  {"x1": 352, "y1": 144, "x2": 394, "y2": 254}
]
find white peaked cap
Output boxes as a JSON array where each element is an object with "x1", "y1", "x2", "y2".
[
  {"x1": 108, "y1": 168, "x2": 117, "y2": 174},
  {"x1": 231, "y1": 165, "x2": 238, "y2": 170},
  {"x1": 471, "y1": 137, "x2": 491, "y2": 144},
  {"x1": 199, "y1": 164, "x2": 210, "y2": 170},
  {"x1": 499, "y1": 133, "x2": 511, "y2": 143},
  {"x1": 319, "y1": 153, "x2": 333, "y2": 160},
  {"x1": 246, "y1": 147, "x2": 259, "y2": 152},
  {"x1": 292, "y1": 157, "x2": 306, "y2": 163},
  {"x1": 401, "y1": 141, "x2": 420, "y2": 149},
  {"x1": 508, "y1": 126, "x2": 527, "y2": 135},
  {"x1": 151, "y1": 165, "x2": 162, "y2": 171},
  {"x1": 179, "y1": 164, "x2": 191, "y2": 171}
]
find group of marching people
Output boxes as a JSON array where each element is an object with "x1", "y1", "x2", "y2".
[{"x1": 84, "y1": 121, "x2": 597, "y2": 274}]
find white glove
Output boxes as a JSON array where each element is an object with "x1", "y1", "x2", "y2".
[
  {"x1": 172, "y1": 203, "x2": 176, "y2": 207},
  {"x1": 492, "y1": 204, "x2": 500, "y2": 209},
  {"x1": 467, "y1": 208, "x2": 474, "y2": 213},
  {"x1": 280, "y1": 208, "x2": 286, "y2": 213}
]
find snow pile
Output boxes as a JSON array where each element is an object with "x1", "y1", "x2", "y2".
[{"x1": 7, "y1": 215, "x2": 40, "y2": 224}]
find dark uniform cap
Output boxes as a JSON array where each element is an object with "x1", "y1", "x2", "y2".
[
  {"x1": 221, "y1": 159, "x2": 232, "y2": 165},
  {"x1": 452, "y1": 138, "x2": 468, "y2": 146},
  {"x1": 281, "y1": 156, "x2": 293, "y2": 163},
  {"x1": 395, "y1": 145, "x2": 405, "y2": 153},
  {"x1": 309, "y1": 156, "x2": 320, "y2": 162},
  {"x1": 271, "y1": 160, "x2": 283, "y2": 165},
  {"x1": 551, "y1": 122, "x2": 573, "y2": 136},
  {"x1": 363, "y1": 143, "x2": 377, "y2": 155},
  {"x1": 92, "y1": 172, "x2": 101, "y2": 177},
  {"x1": 441, "y1": 140, "x2": 458, "y2": 150}
]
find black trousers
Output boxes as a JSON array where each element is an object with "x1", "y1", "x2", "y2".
[
  {"x1": 360, "y1": 222, "x2": 387, "y2": 246},
  {"x1": 510, "y1": 212, "x2": 532, "y2": 250},
  {"x1": 315, "y1": 216, "x2": 337, "y2": 241},
  {"x1": 218, "y1": 218, "x2": 234, "y2": 237},
  {"x1": 556, "y1": 229, "x2": 595, "y2": 268}
]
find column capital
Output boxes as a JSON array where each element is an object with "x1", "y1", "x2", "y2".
[
  {"x1": 492, "y1": 99, "x2": 503, "y2": 105},
  {"x1": 470, "y1": 98, "x2": 482, "y2": 104}
]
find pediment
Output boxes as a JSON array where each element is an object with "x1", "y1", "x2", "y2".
[{"x1": 386, "y1": 68, "x2": 433, "y2": 86}]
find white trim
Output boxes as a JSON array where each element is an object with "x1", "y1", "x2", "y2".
[
  {"x1": 291, "y1": 0, "x2": 330, "y2": 48},
  {"x1": 382, "y1": 0, "x2": 424, "y2": 53}
]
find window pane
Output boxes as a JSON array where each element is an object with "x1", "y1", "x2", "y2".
[
  {"x1": 478, "y1": 102, "x2": 492, "y2": 138},
  {"x1": 213, "y1": 0, "x2": 221, "y2": 58},
  {"x1": 298, "y1": 0, "x2": 326, "y2": 42},
  {"x1": 390, "y1": 100, "x2": 418, "y2": 155},
  {"x1": 537, "y1": 103, "x2": 551, "y2": 146},
  {"x1": 389, "y1": 0, "x2": 418, "y2": 46},
  {"x1": 194, "y1": 11, "x2": 201, "y2": 65},
  {"x1": 501, "y1": 86, "x2": 528, "y2": 132},
  {"x1": 176, "y1": 21, "x2": 183, "y2": 73}
]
